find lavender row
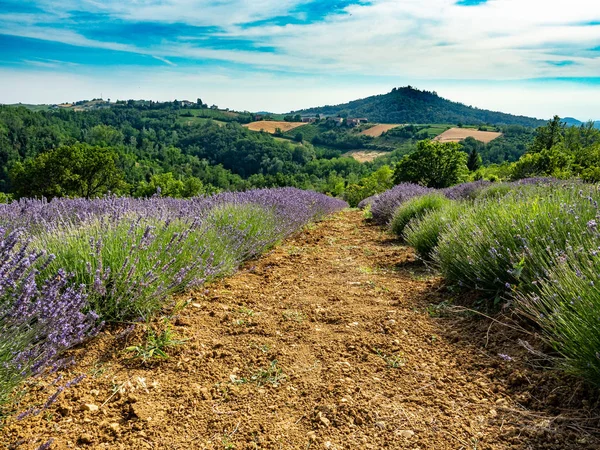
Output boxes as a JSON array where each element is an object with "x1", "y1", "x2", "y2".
[
  {"x1": 366, "y1": 178, "x2": 565, "y2": 225},
  {"x1": 0, "y1": 188, "x2": 347, "y2": 235},
  {"x1": 0, "y1": 188, "x2": 347, "y2": 407}
]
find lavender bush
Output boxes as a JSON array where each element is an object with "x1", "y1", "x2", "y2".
[
  {"x1": 369, "y1": 183, "x2": 433, "y2": 225},
  {"x1": 0, "y1": 228, "x2": 99, "y2": 405},
  {"x1": 390, "y1": 194, "x2": 450, "y2": 238},
  {"x1": 434, "y1": 183, "x2": 600, "y2": 295},
  {"x1": 441, "y1": 180, "x2": 492, "y2": 200}
]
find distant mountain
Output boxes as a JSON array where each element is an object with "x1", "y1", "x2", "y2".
[
  {"x1": 293, "y1": 87, "x2": 547, "y2": 128},
  {"x1": 561, "y1": 117, "x2": 600, "y2": 129},
  {"x1": 562, "y1": 117, "x2": 583, "y2": 126}
]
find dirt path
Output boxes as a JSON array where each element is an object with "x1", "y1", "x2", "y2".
[{"x1": 4, "y1": 211, "x2": 599, "y2": 449}]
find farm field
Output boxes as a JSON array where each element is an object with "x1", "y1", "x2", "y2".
[
  {"x1": 4, "y1": 210, "x2": 596, "y2": 449},
  {"x1": 434, "y1": 127, "x2": 503, "y2": 143},
  {"x1": 343, "y1": 149, "x2": 389, "y2": 162},
  {"x1": 244, "y1": 120, "x2": 306, "y2": 134},
  {"x1": 360, "y1": 124, "x2": 404, "y2": 137}
]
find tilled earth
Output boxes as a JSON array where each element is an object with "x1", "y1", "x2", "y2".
[{"x1": 3, "y1": 210, "x2": 600, "y2": 449}]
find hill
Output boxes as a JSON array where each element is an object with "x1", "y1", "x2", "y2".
[
  {"x1": 562, "y1": 117, "x2": 600, "y2": 129},
  {"x1": 293, "y1": 86, "x2": 546, "y2": 128}
]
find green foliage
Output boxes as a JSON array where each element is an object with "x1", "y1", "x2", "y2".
[
  {"x1": 509, "y1": 117, "x2": 600, "y2": 181},
  {"x1": 463, "y1": 138, "x2": 483, "y2": 171},
  {"x1": 126, "y1": 322, "x2": 187, "y2": 363},
  {"x1": 10, "y1": 143, "x2": 126, "y2": 199},
  {"x1": 390, "y1": 193, "x2": 450, "y2": 237},
  {"x1": 511, "y1": 144, "x2": 573, "y2": 179},
  {"x1": 134, "y1": 172, "x2": 209, "y2": 198},
  {"x1": 0, "y1": 192, "x2": 11, "y2": 203},
  {"x1": 394, "y1": 140, "x2": 469, "y2": 188},
  {"x1": 344, "y1": 165, "x2": 394, "y2": 207}
]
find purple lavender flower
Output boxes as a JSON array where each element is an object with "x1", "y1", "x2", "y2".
[{"x1": 370, "y1": 183, "x2": 433, "y2": 225}]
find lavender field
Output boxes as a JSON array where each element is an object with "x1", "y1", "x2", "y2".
[{"x1": 0, "y1": 188, "x2": 347, "y2": 407}]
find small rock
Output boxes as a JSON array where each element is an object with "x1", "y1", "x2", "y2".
[
  {"x1": 199, "y1": 387, "x2": 210, "y2": 400},
  {"x1": 324, "y1": 442, "x2": 333, "y2": 449},
  {"x1": 307, "y1": 431, "x2": 317, "y2": 441},
  {"x1": 319, "y1": 414, "x2": 331, "y2": 427},
  {"x1": 375, "y1": 421, "x2": 386, "y2": 429},
  {"x1": 89, "y1": 389, "x2": 100, "y2": 396},
  {"x1": 398, "y1": 430, "x2": 414, "y2": 439},
  {"x1": 77, "y1": 433, "x2": 94, "y2": 445},
  {"x1": 109, "y1": 422, "x2": 120, "y2": 432},
  {"x1": 84, "y1": 404, "x2": 99, "y2": 412},
  {"x1": 489, "y1": 409, "x2": 498, "y2": 417},
  {"x1": 387, "y1": 319, "x2": 396, "y2": 326},
  {"x1": 191, "y1": 303, "x2": 202, "y2": 308}
]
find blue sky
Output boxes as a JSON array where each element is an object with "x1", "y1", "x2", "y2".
[{"x1": 1, "y1": 0, "x2": 600, "y2": 119}]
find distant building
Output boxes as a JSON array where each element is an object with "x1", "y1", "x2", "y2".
[
  {"x1": 346, "y1": 118, "x2": 369, "y2": 127},
  {"x1": 302, "y1": 117, "x2": 317, "y2": 123},
  {"x1": 180, "y1": 100, "x2": 195, "y2": 107}
]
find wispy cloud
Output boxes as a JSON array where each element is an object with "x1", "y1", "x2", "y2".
[{"x1": 1, "y1": 0, "x2": 600, "y2": 118}]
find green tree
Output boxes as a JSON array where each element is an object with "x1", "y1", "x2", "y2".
[
  {"x1": 10, "y1": 143, "x2": 126, "y2": 199},
  {"x1": 393, "y1": 140, "x2": 468, "y2": 188},
  {"x1": 511, "y1": 144, "x2": 573, "y2": 180},
  {"x1": 530, "y1": 116, "x2": 565, "y2": 153},
  {"x1": 467, "y1": 147, "x2": 482, "y2": 171}
]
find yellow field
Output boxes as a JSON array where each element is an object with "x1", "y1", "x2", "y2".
[
  {"x1": 244, "y1": 121, "x2": 306, "y2": 134},
  {"x1": 342, "y1": 150, "x2": 388, "y2": 163},
  {"x1": 434, "y1": 128, "x2": 502, "y2": 144},
  {"x1": 359, "y1": 124, "x2": 403, "y2": 137}
]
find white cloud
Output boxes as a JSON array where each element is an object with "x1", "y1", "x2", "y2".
[{"x1": 2, "y1": 0, "x2": 600, "y2": 118}]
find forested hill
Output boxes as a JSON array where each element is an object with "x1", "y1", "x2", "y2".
[{"x1": 294, "y1": 87, "x2": 547, "y2": 127}]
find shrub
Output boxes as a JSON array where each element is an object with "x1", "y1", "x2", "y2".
[
  {"x1": 390, "y1": 194, "x2": 449, "y2": 238},
  {"x1": 517, "y1": 245, "x2": 600, "y2": 385},
  {"x1": 404, "y1": 202, "x2": 466, "y2": 259},
  {"x1": 0, "y1": 228, "x2": 99, "y2": 406},
  {"x1": 441, "y1": 180, "x2": 492, "y2": 200},
  {"x1": 434, "y1": 184, "x2": 600, "y2": 296},
  {"x1": 370, "y1": 183, "x2": 433, "y2": 225}
]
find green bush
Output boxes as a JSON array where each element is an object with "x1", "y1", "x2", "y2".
[
  {"x1": 390, "y1": 193, "x2": 449, "y2": 238},
  {"x1": 404, "y1": 202, "x2": 466, "y2": 259}
]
